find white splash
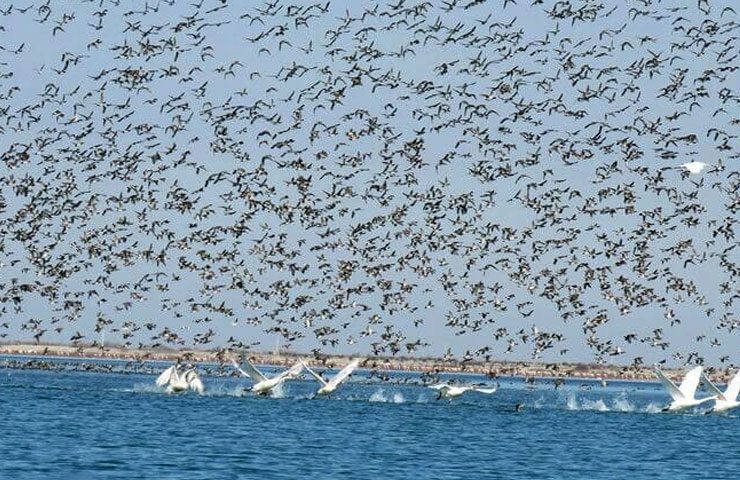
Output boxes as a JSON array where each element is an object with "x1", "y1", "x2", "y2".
[
  {"x1": 581, "y1": 399, "x2": 609, "y2": 412},
  {"x1": 269, "y1": 382, "x2": 286, "y2": 399},
  {"x1": 369, "y1": 388, "x2": 405, "y2": 403},
  {"x1": 612, "y1": 393, "x2": 635, "y2": 412},
  {"x1": 565, "y1": 393, "x2": 609, "y2": 412}
]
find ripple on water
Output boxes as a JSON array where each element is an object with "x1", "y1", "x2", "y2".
[{"x1": 2, "y1": 369, "x2": 739, "y2": 480}]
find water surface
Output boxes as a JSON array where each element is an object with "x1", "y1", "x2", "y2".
[{"x1": 1, "y1": 362, "x2": 737, "y2": 479}]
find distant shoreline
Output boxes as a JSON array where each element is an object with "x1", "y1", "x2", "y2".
[{"x1": 0, "y1": 342, "x2": 731, "y2": 382}]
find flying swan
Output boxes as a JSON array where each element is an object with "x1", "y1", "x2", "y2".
[
  {"x1": 654, "y1": 366, "x2": 715, "y2": 412},
  {"x1": 302, "y1": 358, "x2": 362, "y2": 396},
  {"x1": 701, "y1": 370, "x2": 740, "y2": 414},
  {"x1": 428, "y1": 383, "x2": 498, "y2": 400},
  {"x1": 231, "y1": 354, "x2": 304, "y2": 395},
  {"x1": 156, "y1": 364, "x2": 205, "y2": 394}
]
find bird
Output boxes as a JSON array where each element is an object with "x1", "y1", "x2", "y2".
[
  {"x1": 428, "y1": 383, "x2": 498, "y2": 400},
  {"x1": 0, "y1": 0, "x2": 736, "y2": 382},
  {"x1": 231, "y1": 353, "x2": 303, "y2": 395},
  {"x1": 701, "y1": 370, "x2": 740, "y2": 414},
  {"x1": 680, "y1": 161, "x2": 709, "y2": 174},
  {"x1": 302, "y1": 358, "x2": 362, "y2": 396},
  {"x1": 654, "y1": 366, "x2": 715, "y2": 412},
  {"x1": 156, "y1": 363, "x2": 204, "y2": 394}
]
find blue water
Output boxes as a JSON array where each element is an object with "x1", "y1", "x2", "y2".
[{"x1": 1, "y1": 361, "x2": 737, "y2": 479}]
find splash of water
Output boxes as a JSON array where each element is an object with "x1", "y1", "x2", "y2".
[
  {"x1": 128, "y1": 382, "x2": 167, "y2": 394},
  {"x1": 612, "y1": 392, "x2": 635, "y2": 412},
  {"x1": 369, "y1": 388, "x2": 405, "y2": 403},
  {"x1": 370, "y1": 388, "x2": 386, "y2": 402},
  {"x1": 565, "y1": 393, "x2": 609, "y2": 412},
  {"x1": 581, "y1": 399, "x2": 609, "y2": 412},
  {"x1": 269, "y1": 382, "x2": 286, "y2": 399},
  {"x1": 566, "y1": 393, "x2": 579, "y2": 410}
]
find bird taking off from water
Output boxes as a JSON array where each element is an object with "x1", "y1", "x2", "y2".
[
  {"x1": 156, "y1": 364, "x2": 204, "y2": 394},
  {"x1": 428, "y1": 383, "x2": 498, "y2": 400},
  {"x1": 701, "y1": 370, "x2": 740, "y2": 414},
  {"x1": 302, "y1": 358, "x2": 362, "y2": 396},
  {"x1": 654, "y1": 366, "x2": 715, "y2": 412},
  {"x1": 231, "y1": 353, "x2": 304, "y2": 395}
]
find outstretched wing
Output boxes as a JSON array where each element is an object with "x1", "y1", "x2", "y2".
[
  {"x1": 654, "y1": 368, "x2": 684, "y2": 401},
  {"x1": 725, "y1": 370, "x2": 740, "y2": 401},
  {"x1": 274, "y1": 361, "x2": 304, "y2": 381},
  {"x1": 474, "y1": 387, "x2": 498, "y2": 394},
  {"x1": 428, "y1": 383, "x2": 450, "y2": 391},
  {"x1": 302, "y1": 361, "x2": 328, "y2": 387},
  {"x1": 678, "y1": 366, "x2": 703, "y2": 399},
  {"x1": 232, "y1": 355, "x2": 267, "y2": 382},
  {"x1": 327, "y1": 358, "x2": 361, "y2": 389},
  {"x1": 186, "y1": 371, "x2": 204, "y2": 394},
  {"x1": 701, "y1": 373, "x2": 726, "y2": 401},
  {"x1": 156, "y1": 365, "x2": 177, "y2": 387}
]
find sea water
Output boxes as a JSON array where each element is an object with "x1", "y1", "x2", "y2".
[{"x1": 1, "y1": 361, "x2": 737, "y2": 479}]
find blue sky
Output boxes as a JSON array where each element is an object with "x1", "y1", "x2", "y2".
[{"x1": 0, "y1": 1, "x2": 737, "y2": 366}]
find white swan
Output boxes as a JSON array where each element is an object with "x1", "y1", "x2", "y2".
[
  {"x1": 681, "y1": 161, "x2": 708, "y2": 174},
  {"x1": 302, "y1": 358, "x2": 362, "y2": 395},
  {"x1": 654, "y1": 366, "x2": 715, "y2": 411},
  {"x1": 231, "y1": 354, "x2": 303, "y2": 395},
  {"x1": 156, "y1": 364, "x2": 204, "y2": 394},
  {"x1": 429, "y1": 383, "x2": 498, "y2": 400},
  {"x1": 701, "y1": 370, "x2": 740, "y2": 414}
]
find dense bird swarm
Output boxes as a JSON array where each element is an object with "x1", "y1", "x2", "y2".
[{"x1": 0, "y1": 0, "x2": 737, "y2": 368}]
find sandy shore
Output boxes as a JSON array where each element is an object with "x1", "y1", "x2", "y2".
[{"x1": 0, "y1": 342, "x2": 731, "y2": 382}]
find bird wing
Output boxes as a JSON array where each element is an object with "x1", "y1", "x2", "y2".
[
  {"x1": 274, "y1": 361, "x2": 304, "y2": 381},
  {"x1": 327, "y1": 358, "x2": 361, "y2": 389},
  {"x1": 701, "y1": 373, "x2": 725, "y2": 401},
  {"x1": 302, "y1": 361, "x2": 328, "y2": 386},
  {"x1": 654, "y1": 369, "x2": 684, "y2": 401},
  {"x1": 186, "y1": 371, "x2": 204, "y2": 394},
  {"x1": 725, "y1": 370, "x2": 740, "y2": 401},
  {"x1": 232, "y1": 355, "x2": 267, "y2": 382},
  {"x1": 678, "y1": 366, "x2": 703, "y2": 399},
  {"x1": 156, "y1": 365, "x2": 176, "y2": 387},
  {"x1": 428, "y1": 383, "x2": 449, "y2": 391},
  {"x1": 473, "y1": 387, "x2": 498, "y2": 394}
]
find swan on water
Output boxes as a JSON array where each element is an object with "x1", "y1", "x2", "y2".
[
  {"x1": 231, "y1": 353, "x2": 303, "y2": 395},
  {"x1": 701, "y1": 370, "x2": 740, "y2": 414},
  {"x1": 654, "y1": 366, "x2": 715, "y2": 411},
  {"x1": 156, "y1": 364, "x2": 205, "y2": 394},
  {"x1": 428, "y1": 383, "x2": 498, "y2": 400},
  {"x1": 302, "y1": 358, "x2": 362, "y2": 395}
]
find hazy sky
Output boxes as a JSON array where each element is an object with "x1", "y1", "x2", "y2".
[{"x1": 0, "y1": 0, "x2": 737, "y2": 366}]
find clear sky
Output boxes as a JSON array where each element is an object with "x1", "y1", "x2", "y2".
[{"x1": 0, "y1": 0, "x2": 737, "y2": 367}]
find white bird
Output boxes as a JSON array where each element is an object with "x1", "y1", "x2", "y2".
[
  {"x1": 428, "y1": 383, "x2": 498, "y2": 400},
  {"x1": 654, "y1": 366, "x2": 715, "y2": 411},
  {"x1": 701, "y1": 370, "x2": 740, "y2": 414},
  {"x1": 156, "y1": 364, "x2": 204, "y2": 394},
  {"x1": 231, "y1": 354, "x2": 303, "y2": 395},
  {"x1": 681, "y1": 161, "x2": 708, "y2": 174},
  {"x1": 302, "y1": 358, "x2": 362, "y2": 395}
]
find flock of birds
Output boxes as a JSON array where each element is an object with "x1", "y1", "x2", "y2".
[
  {"x1": 155, "y1": 359, "x2": 740, "y2": 413},
  {"x1": 157, "y1": 356, "x2": 366, "y2": 397},
  {"x1": 0, "y1": 0, "x2": 737, "y2": 373}
]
